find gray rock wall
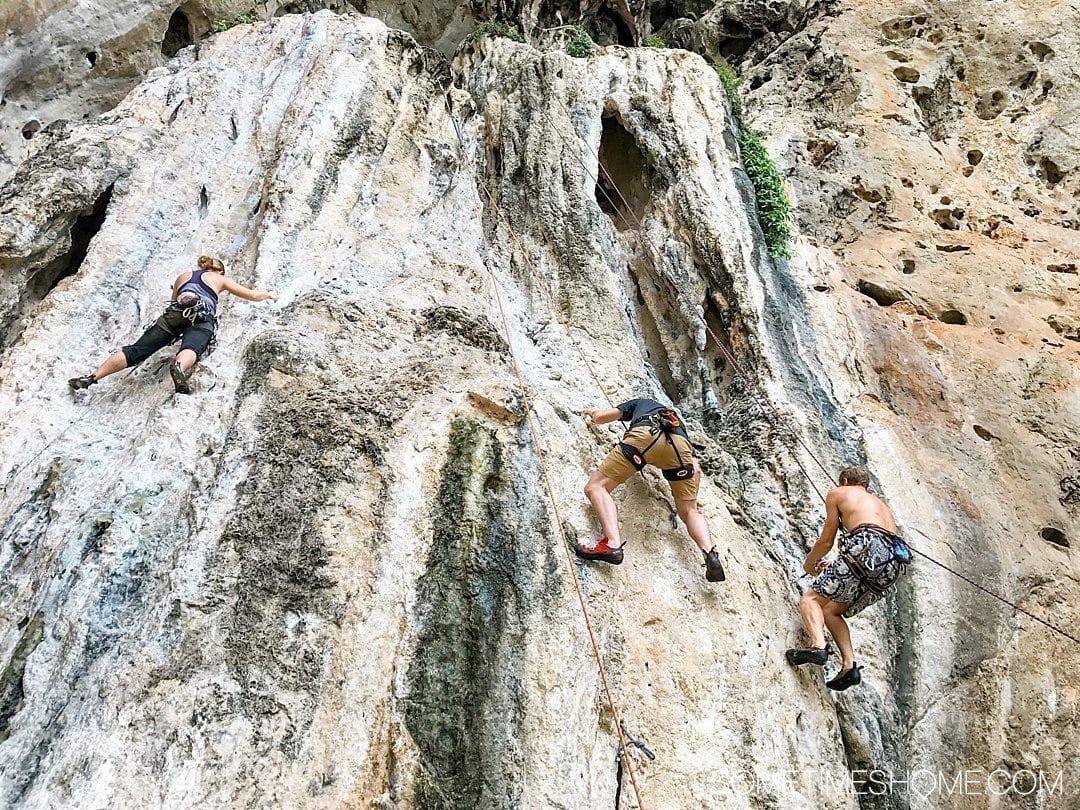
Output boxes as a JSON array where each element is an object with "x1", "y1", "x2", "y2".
[{"x1": 0, "y1": 3, "x2": 1076, "y2": 809}]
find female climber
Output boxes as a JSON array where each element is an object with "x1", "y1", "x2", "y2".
[{"x1": 68, "y1": 255, "x2": 276, "y2": 395}]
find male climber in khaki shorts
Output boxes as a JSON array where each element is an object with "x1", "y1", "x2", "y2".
[{"x1": 574, "y1": 398, "x2": 725, "y2": 582}]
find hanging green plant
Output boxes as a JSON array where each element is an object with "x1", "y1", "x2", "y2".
[
  {"x1": 566, "y1": 26, "x2": 594, "y2": 58},
  {"x1": 713, "y1": 60, "x2": 742, "y2": 121},
  {"x1": 737, "y1": 131, "x2": 794, "y2": 259}
]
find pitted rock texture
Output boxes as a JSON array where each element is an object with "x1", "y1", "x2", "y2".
[
  {"x1": 0, "y1": 1, "x2": 376, "y2": 185},
  {"x1": 0, "y1": 5, "x2": 1077, "y2": 810},
  {"x1": 0, "y1": 13, "x2": 848, "y2": 808}
]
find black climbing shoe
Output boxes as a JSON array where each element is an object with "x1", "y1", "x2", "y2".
[
  {"x1": 573, "y1": 536, "x2": 624, "y2": 565},
  {"x1": 68, "y1": 375, "x2": 96, "y2": 390},
  {"x1": 703, "y1": 547, "x2": 725, "y2": 582},
  {"x1": 785, "y1": 645, "x2": 832, "y2": 667},
  {"x1": 170, "y1": 363, "x2": 192, "y2": 395},
  {"x1": 826, "y1": 664, "x2": 863, "y2": 691}
]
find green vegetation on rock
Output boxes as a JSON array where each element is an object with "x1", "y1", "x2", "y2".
[
  {"x1": 645, "y1": 34, "x2": 666, "y2": 48},
  {"x1": 737, "y1": 130, "x2": 794, "y2": 259},
  {"x1": 714, "y1": 60, "x2": 742, "y2": 120},
  {"x1": 211, "y1": 14, "x2": 255, "y2": 33},
  {"x1": 473, "y1": 19, "x2": 525, "y2": 43},
  {"x1": 566, "y1": 26, "x2": 594, "y2": 58}
]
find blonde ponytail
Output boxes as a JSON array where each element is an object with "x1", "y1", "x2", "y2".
[{"x1": 197, "y1": 255, "x2": 226, "y2": 273}]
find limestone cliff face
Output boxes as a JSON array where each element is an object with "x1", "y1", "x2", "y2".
[{"x1": 0, "y1": 4, "x2": 1077, "y2": 810}]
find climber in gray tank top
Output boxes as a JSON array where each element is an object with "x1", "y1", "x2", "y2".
[{"x1": 68, "y1": 255, "x2": 276, "y2": 395}]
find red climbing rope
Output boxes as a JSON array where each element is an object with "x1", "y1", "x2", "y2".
[{"x1": 442, "y1": 88, "x2": 649, "y2": 808}]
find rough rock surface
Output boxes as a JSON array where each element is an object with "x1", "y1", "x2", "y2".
[{"x1": 0, "y1": 4, "x2": 1077, "y2": 810}]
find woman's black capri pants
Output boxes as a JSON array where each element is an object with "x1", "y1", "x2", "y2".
[{"x1": 121, "y1": 311, "x2": 215, "y2": 367}]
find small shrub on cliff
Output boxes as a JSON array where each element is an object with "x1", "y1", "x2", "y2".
[
  {"x1": 473, "y1": 19, "x2": 525, "y2": 43},
  {"x1": 714, "y1": 60, "x2": 742, "y2": 120},
  {"x1": 737, "y1": 130, "x2": 793, "y2": 259},
  {"x1": 566, "y1": 26, "x2": 594, "y2": 58},
  {"x1": 211, "y1": 14, "x2": 256, "y2": 33},
  {"x1": 645, "y1": 34, "x2": 666, "y2": 48}
]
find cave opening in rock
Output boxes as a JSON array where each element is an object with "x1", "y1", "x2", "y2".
[
  {"x1": 594, "y1": 115, "x2": 651, "y2": 229},
  {"x1": 162, "y1": 9, "x2": 193, "y2": 58},
  {"x1": 1037, "y1": 158, "x2": 1064, "y2": 187},
  {"x1": 600, "y1": 7, "x2": 635, "y2": 46},
  {"x1": 713, "y1": 21, "x2": 755, "y2": 60},
  {"x1": 25, "y1": 185, "x2": 114, "y2": 314}
]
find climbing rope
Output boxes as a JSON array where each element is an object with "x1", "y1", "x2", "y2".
[
  {"x1": 441, "y1": 87, "x2": 648, "y2": 808},
  {"x1": 904, "y1": 527, "x2": 1080, "y2": 645}
]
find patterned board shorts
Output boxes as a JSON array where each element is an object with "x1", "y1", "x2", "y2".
[{"x1": 810, "y1": 525, "x2": 905, "y2": 617}]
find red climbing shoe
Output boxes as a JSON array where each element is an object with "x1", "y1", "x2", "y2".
[{"x1": 573, "y1": 536, "x2": 624, "y2": 565}]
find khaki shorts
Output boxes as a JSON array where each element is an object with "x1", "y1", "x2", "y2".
[{"x1": 597, "y1": 426, "x2": 700, "y2": 501}]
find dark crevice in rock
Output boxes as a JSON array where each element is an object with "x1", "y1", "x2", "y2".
[
  {"x1": 601, "y1": 6, "x2": 635, "y2": 46},
  {"x1": 975, "y1": 89, "x2": 1007, "y2": 121},
  {"x1": 0, "y1": 613, "x2": 45, "y2": 744},
  {"x1": 701, "y1": 289, "x2": 740, "y2": 409},
  {"x1": 938, "y1": 309, "x2": 967, "y2": 325},
  {"x1": 930, "y1": 207, "x2": 964, "y2": 230},
  {"x1": 627, "y1": 270, "x2": 679, "y2": 400},
  {"x1": 1040, "y1": 527, "x2": 1069, "y2": 548},
  {"x1": 595, "y1": 115, "x2": 652, "y2": 228},
  {"x1": 403, "y1": 417, "x2": 543, "y2": 809},
  {"x1": 3, "y1": 183, "x2": 115, "y2": 349},
  {"x1": 911, "y1": 71, "x2": 962, "y2": 141},
  {"x1": 1035, "y1": 157, "x2": 1064, "y2": 187},
  {"x1": 162, "y1": 9, "x2": 194, "y2": 58}
]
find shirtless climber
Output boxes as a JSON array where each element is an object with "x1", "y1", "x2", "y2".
[
  {"x1": 68, "y1": 256, "x2": 275, "y2": 395},
  {"x1": 786, "y1": 466, "x2": 911, "y2": 690},
  {"x1": 574, "y1": 397, "x2": 725, "y2": 582}
]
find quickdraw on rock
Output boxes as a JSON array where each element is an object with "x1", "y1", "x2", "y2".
[{"x1": 615, "y1": 722, "x2": 655, "y2": 810}]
